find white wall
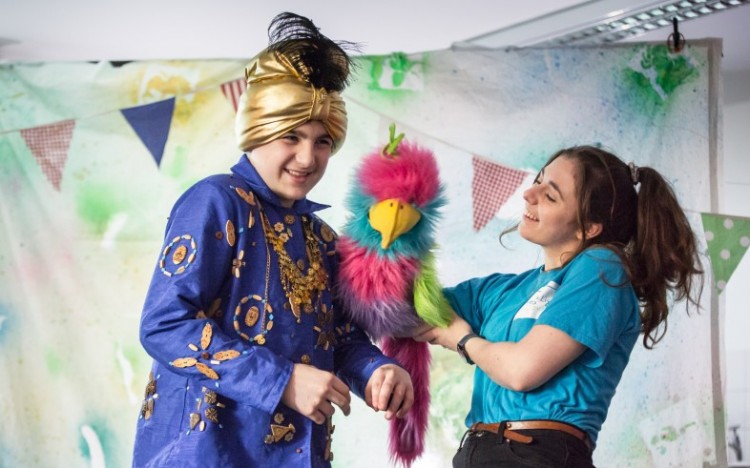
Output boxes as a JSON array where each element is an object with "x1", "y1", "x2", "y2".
[{"x1": 722, "y1": 69, "x2": 750, "y2": 466}]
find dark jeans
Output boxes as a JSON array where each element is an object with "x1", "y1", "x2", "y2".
[{"x1": 452, "y1": 428, "x2": 595, "y2": 468}]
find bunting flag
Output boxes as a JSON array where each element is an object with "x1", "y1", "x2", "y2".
[
  {"x1": 701, "y1": 212, "x2": 750, "y2": 292},
  {"x1": 221, "y1": 78, "x2": 245, "y2": 113},
  {"x1": 120, "y1": 98, "x2": 176, "y2": 167},
  {"x1": 471, "y1": 156, "x2": 529, "y2": 231},
  {"x1": 20, "y1": 119, "x2": 76, "y2": 191}
]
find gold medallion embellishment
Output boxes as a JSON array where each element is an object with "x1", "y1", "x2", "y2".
[
  {"x1": 159, "y1": 234, "x2": 198, "y2": 277},
  {"x1": 233, "y1": 294, "x2": 274, "y2": 345},
  {"x1": 320, "y1": 224, "x2": 335, "y2": 243}
]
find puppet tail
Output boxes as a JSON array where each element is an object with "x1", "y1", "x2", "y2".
[{"x1": 382, "y1": 336, "x2": 430, "y2": 468}]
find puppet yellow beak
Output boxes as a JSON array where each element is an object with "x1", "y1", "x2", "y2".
[{"x1": 368, "y1": 198, "x2": 421, "y2": 250}]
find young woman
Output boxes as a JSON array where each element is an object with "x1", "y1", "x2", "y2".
[{"x1": 416, "y1": 145, "x2": 703, "y2": 467}]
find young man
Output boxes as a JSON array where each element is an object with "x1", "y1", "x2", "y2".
[{"x1": 132, "y1": 12, "x2": 413, "y2": 467}]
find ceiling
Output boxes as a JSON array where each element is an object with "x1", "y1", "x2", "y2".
[{"x1": 0, "y1": 0, "x2": 748, "y2": 73}]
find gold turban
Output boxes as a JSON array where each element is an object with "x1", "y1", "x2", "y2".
[{"x1": 235, "y1": 48, "x2": 348, "y2": 154}]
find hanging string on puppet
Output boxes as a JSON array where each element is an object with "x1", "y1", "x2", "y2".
[
  {"x1": 382, "y1": 123, "x2": 405, "y2": 158},
  {"x1": 667, "y1": 17, "x2": 686, "y2": 53}
]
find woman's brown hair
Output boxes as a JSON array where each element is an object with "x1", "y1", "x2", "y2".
[{"x1": 507, "y1": 145, "x2": 704, "y2": 348}]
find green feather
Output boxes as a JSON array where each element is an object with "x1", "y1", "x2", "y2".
[{"x1": 413, "y1": 249, "x2": 453, "y2": 327}]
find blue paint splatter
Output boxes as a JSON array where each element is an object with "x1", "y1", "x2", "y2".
[{"x1": 0, "y1": 303, "x2": 12, "y2": 344}]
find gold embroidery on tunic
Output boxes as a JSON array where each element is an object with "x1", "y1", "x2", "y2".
[
  {"x1": 232, "y1": 250, "x2": 245, "y2": 278},
  {"x1": 226, "y1": 220, "x2": 236, "y2": 247},
  {"x1": 139, "y1": 372, "x2": 158, "y2": 420},
  {"x1": 259, "y1": 206, "x2": 328, "y2": 323},
  {"x1": 235, "y1": 187, "x2": 256, "y2": 206}
]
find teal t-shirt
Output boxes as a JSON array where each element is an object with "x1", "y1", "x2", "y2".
[{"x1": 444, "y1": 247, "x2": 641, "y2": 444}]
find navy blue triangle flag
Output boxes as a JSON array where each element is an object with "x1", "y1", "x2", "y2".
[{"x1": 121, "y1": 98, "x2": 175, "y2": 167}]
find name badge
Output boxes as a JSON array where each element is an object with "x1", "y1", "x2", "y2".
[{"x1": 513, "y1": 281, "x2": 559, "y2": 320}]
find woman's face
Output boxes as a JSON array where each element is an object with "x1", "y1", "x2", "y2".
[{"x1": 518, "y1": 155, "x2": 584, "y2": 268}]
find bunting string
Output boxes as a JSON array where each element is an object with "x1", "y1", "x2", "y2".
[
  {"x1": 3, "y1": 66, "x2": 746, "y2": 290},
  {"x1": 0, "y1": 76, "x2": 246, "y2": 137}
]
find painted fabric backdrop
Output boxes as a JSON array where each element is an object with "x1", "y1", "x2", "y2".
[{"x1": 0, "y1": 40, "x2": 724, "y2": 467}]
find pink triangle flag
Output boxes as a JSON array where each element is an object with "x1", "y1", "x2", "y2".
[
  {"x1": 221, "y1": 78, "x2": 245, "y2": 112},
  {"x1": 20, "y1": 119, "x2": 76, "y2": 191},
  {"x1": 471, "y1": 156, "x2": 529, "y2": 231}
]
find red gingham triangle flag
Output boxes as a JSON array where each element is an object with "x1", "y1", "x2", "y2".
[
  {"x1": 20, "y1": 119, "x2": 76, "y2": 191},
  {"x1": 472, "y1": 156, "x2": 529, "y2": 231},
  {"x1": 221, "y1": 78, "x2": 245, "y2": 112}
]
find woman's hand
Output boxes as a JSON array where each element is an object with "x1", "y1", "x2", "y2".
[{"x1": 413, "y1": 313, "x2": 472, "y2": 351}]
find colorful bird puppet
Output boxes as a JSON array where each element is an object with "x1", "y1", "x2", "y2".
[{"x1": 336, "y1": 124, "x2": 453, "y2": 467}]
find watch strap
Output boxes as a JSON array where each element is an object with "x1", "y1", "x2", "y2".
[{"x1": 457, "y1": 332, "x2": 479, "y2": 365}]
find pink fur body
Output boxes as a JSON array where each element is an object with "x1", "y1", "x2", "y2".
[
  {"x1": 382, "y1": 337, "x2": 431, "y2": 467},
  {"x1": 336, "y1": 238, "x2": 423, "y2": 339}
]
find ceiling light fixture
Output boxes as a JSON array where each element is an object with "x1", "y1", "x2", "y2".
[{"x1": 455, "y1": 0, "x2": 750, "y2": 48}]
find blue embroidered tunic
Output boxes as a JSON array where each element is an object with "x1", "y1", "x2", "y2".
[{"x1": 132, "y1": 155, "x2": 397, "y2": 467}]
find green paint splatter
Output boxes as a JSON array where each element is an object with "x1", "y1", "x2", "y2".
[
  {"x1": 0, "y1": 138, "x2": 14, "y2": 172},
  {"x1": 75, "y1": 182, "x2": 128, "y2": 235},
  {"x1": 623, "y1": 45, "x2": 698, "y2": 111},
  {"x1": 367, "y1": 56, "x2": 385, "y2": 90},
  {"x1": 78, "y1": 419, "x2": 116, "y2": 466},
  {"x1": 640, "y1": 46, "x2": 697, "y2": 96},
  {"x1": 388, "y1": 52, "x2": 416, "y2": 88},
  {"x1": 45, "y1": 348, "x2": 65, "y2": 376},
  {"x1": 649, "y1": 421, "x2": 699, "y2": 455},
  {"x1": 162, "y1": 145, "x2": 188, "y2": 180},
  {"x1": 363, "y1": 52, "x2": 424, "y2": 91},
  {"x1": 161, "y1": 145, "x2": 201, "y2": 194}
]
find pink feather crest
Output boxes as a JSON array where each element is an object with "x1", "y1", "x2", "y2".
[
  {"x1": 382, "y1": 337, "x2": 431, "y2": 467},
  {"x1": 358, "y1": 141, "x2": 440, "y2": 207}
]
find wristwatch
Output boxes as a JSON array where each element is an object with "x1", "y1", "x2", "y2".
[{"x1": 456, "y1": 333, "x2": 479, "y2": 365}]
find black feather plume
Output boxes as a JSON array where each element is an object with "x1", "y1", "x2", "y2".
[{"x1": 267, "y1": 12, "x2": 359, "y2": 92}]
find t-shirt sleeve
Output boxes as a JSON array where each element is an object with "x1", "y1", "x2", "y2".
[
  {"x1": 536, "y1": 249, "x2": 640, "y2": 367},
  {"x1": 443, "y1": 274, "x2": 515, "y2": 333}
]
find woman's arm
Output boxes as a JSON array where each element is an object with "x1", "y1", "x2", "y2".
[{"x1": 415, "y1": 313, "x2": 585, "y2": 392}]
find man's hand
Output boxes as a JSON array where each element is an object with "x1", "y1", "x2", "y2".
[
  {"x1": 281, "y1": 363, "x2": 351, "y2": 425},
  {"x1": 364, "y1": 364, "x2": 414, "y2": 420}
]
